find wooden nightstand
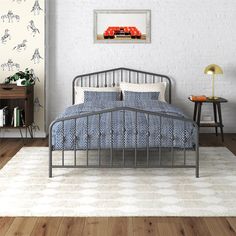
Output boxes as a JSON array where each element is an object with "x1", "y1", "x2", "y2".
[
  {"x1": 188, "y1": 97, "x2": 228, "y2": 142},
  {"x1": 0, "y1": 84, "x2": 34, "y2": 138}
]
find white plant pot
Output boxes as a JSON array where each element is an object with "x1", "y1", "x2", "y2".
[{"x1": 16, "y1": 79, "x2": 25, "y2": 86}]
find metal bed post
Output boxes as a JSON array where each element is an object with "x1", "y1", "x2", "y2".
[
  {"x1": 49, "y1": 122, "x2": 53, "y2": 178},
  {"x1": 159, "y1": 116, "x2": 162, "y2": 166},
  {"x1": 74, "y1": 119, "x2": 77, "y2": 166},
  {"x1": 195, "y1": 125, "x2": 200, "y2": 178}
]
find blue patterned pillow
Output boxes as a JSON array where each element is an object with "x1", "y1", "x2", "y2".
[
  {"x1": 123, "y1": 91, "x2": 160, "y2": 102},
  {"x1": 84, "y1": 91, "x2": 121, "y2": 102}
]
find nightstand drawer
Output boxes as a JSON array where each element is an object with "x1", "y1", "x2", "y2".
[{"x1": 0, "y1": 84, "x2": 31, "y2": 99}]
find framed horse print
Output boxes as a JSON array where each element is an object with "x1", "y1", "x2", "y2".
[{"x1": 94, "y1": 10, "x2": 151, "y2": 44}]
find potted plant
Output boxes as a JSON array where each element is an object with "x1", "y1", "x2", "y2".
[{"x1": 5, "y1": 68, "x2": 38, "y2": 86}]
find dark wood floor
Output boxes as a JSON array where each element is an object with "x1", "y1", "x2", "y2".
[{"x1": 0, "y1": 134, "x2": 236, "y2": 236}]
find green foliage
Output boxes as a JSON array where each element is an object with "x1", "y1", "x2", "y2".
[{"x1": 4, "y1": 68, "x2": 36, "y2": 86}]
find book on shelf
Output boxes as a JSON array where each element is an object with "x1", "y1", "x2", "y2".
[
  {"x1": 14, "y1": 107, "x2": 19, "y2": 127},
  {"x1": 20, "y1": 109, "x2": 25, "y2": 127},
  {"x1": 13, "y1": 107, "x2": 25, "y2": 127},
  {"x1": 0, "y1": 106, "x2": 9, "y2": 127},
  {"x1": 189, "y1": 95, "x2": 207, "y2": 102}
]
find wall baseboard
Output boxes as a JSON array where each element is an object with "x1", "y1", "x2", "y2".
[{"x1": 0, "y1": 131, "x2": 47, "y2": 138}]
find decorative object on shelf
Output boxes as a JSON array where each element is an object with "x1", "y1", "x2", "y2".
[
  {"x1": 4, "y1": 68, "x2": 38, "y2": 86},
  {"x1": 94, "y1": 10, "x2": 151, "y2": 44},
  {"x1": 204, "y1": 64, "x2": 223, "y2": 100},
  {"x1": 189, "y1": 95, "x2": 207, "y2": 102}
]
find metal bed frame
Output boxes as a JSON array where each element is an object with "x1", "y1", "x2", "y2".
[{"x1": 49, "y1": 68, "x2": 199, "y2": 178}]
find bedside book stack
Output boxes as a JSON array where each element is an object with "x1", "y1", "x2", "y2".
[
  {"x1": 0, "y1": 107, "x2": 25, "y2": 128},
  {"x1": 189, "y1": 95, "x2": 207, "y2": 102}
]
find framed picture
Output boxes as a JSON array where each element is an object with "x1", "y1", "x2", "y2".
[{"x1": 94, "y1": 10, "x2": 151, "y2": 44}]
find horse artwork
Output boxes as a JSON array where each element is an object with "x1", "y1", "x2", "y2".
[
  {"x1": 27, "y1": 20, "x2": 40, "y2": 37},
  {"x1": 1, "y1": 29, "x2": 11, "y2": 44},
  {"x1": 1, "y1": 59, "x2": 20, "y2": 71},
  {"x1": 13, "y1": 40, "x2": 27, "y2": 51},
  {"x1": 31, "y1": 48, "x2": 43, "y2": 64},
  {"x1": 34, "y1": 97, "x2": 43, "y2": 112},
  {"x1": 1, "y1": 11, "x2": 20, "y2": 23},
  {"x1": 30, "y1": 68, "x2": 40, "y2": 83},
  {"x1": 31, "y1": 0, "x2": 43, "y2": 15}
]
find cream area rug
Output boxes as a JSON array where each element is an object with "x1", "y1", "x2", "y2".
[{"x1": 0, "y1": 147, "x2": 236, "y2": 217}]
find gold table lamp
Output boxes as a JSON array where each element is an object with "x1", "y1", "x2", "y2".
[{"x1": 204, "y1": 64, "x2": 223, "y2": 99}]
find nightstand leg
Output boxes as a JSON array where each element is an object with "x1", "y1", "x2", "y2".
[
  {"x1": 197, "y1": 102, "x2": 202, "y2": 127},
  {"x1": 217, "y1": 103, "x2": 224, "y2": 142},
  {"x1": 193, "y1": 103, "x2": 197, "y2": 121},
  {"x1": 28, "y1": 125, "x2": 34, "y2": 139},
  {"x1": 213, "y1": 103, "x2": 218, "y2": 136}
]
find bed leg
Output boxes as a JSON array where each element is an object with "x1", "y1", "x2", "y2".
[
  {"x1": 49, "y1": 124, "x2": 53, "y2": 178},
  {"x1": 196, "y1": 149, "x2": 199, "y2": 178},
  {"x1": 195, "y1": 129, "x2": 199, "y2": 178},
  {"x1": 49, "y1": 149, "x2": 52, "y2": 178}
]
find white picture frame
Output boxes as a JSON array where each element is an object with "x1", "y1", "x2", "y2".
[{"x1": 94, "y1": 10, "x2": 151, "y2": 44}]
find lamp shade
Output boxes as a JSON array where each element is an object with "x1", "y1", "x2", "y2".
[{"x1": 204, "y1": 64, "x2": 223, "y2": 75}]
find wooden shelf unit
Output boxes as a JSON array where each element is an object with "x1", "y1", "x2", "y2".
[{"x1": 0, "y1": 84, "x2": 34, "y2": 129}]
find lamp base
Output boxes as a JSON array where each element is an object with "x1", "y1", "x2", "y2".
[{"x1": 207, "y1": 96, "x2": 219, "y2": 100}]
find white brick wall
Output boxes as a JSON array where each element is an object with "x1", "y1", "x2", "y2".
[{"x1": 48, "y1": 0, "x2": 236, "y2": 132}]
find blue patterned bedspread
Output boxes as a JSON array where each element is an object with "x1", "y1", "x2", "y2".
[{"x1": 52, "y1": 101, "x2": 197, "y2": 150}]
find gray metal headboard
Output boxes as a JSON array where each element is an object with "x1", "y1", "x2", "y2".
[{"x1": 72, "y1": 67, "x2": 172, "y2": 104}]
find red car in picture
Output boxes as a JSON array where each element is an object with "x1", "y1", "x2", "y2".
[{"x1": 103, "y1": 26, "x2": 142, "y2": 39}]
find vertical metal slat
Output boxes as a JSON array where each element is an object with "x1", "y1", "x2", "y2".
[
  {"x1": 89, "y1": 75, "x2": 91, "y2": 87},
  {"x1": 105, "y1": 72, "x2": 107, "y2": 87},
  {"x1": 74, "y1": 119, "x2": 77, "y2": 166},
  {"x1": 159, "y1": 117, "x2": 162, "y2": 166},
  {"x1": 122, "y1": 110, "x2": 125, "y2": 166},
  {"x1": 81, "y1": 76, "x2": 83, "y2": 87},
  {"x1": 147, "y1": 114, "x2": 150, "y2": 167},
  {"x1": 98, "y1": 114, "x2": 101, "y2": 167},
  {"x1": 62, "y1": 121, "x2": 65, "y2": 166},
  {"x1": 113, "y1": 70, "x2": 115, "y2": 86},
  {"x1": 121, "y1": 69, "x2": 123, "y2": 82},
  {"x1": 171, "y1": 119, "x2": 174, "y2": 167},
  {"x1": 86, "y1": 116, "x2": 89, "y2": 167},
  {"x1": 135, "y1": 111, "x2": 138, "y2": 167},
  {"x1": 110, "y1": 112, "x2": 113, "y2": 167}
]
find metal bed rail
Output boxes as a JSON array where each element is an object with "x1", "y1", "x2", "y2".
[{"x1": 49, "y1": 107, "x2": 199, "y2": 178}]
